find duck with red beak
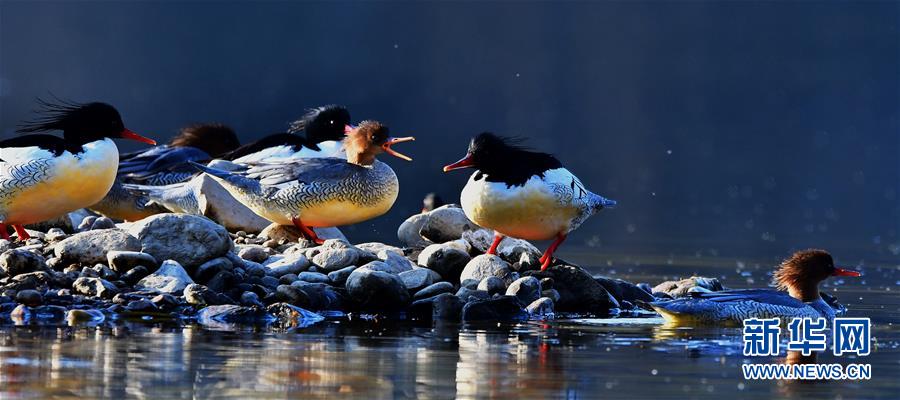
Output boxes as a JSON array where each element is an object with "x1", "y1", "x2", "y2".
[
  {"x1": 0, "y1": 100, "x2": 155, "y2": 240},
  {"x1": 647, "y1": 249, "x2": 861, "y2": 325},
  {"x1": 192, "y1": 121, "x2": 413, "y2": 244},
  {"x1": 443, "y1": 132, "x2": 616, "y2": 271}
]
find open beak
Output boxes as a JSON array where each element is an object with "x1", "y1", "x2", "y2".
[
  {"x1": 120, "y1": 129, "x2": 157, "y2": 145},
  {"x1": 832, "y1": 267, "x2": 861, "y2": 277},
  {"x1": 443, "y1": 154, "x2": 475, "y2": 172},
  {"x1": 382, "y1": 136, "x2": 415, "y2": 161}
]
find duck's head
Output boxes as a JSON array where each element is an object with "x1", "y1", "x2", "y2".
[
  {"x1": 17, "y1": 99, "x2": 156, "y2": 146},
  {"x1": 288, "y1": 105, "x2": 352, "y2": 144},
  {"x1": 169, "y1": 123, "x2": 240, "y2": 157},
  {"x1": 443, "y1": 132, "x2": 561, "y2": 186},
  {"x1": 773, "y1": 249, "x2": 860, "y2": 301},
  {"x1": 344, "y1": 120, "x2": 414, "y2": 166}
]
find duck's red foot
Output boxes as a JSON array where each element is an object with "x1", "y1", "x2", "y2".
[
  {"x1": 12, "y1": 224, "x2": 30, "y2": 241},
  {"x1": 538, "y1": 233, "x2": 567, "y2": 271},
  {"x1": 487, "y1": 232, "x2": 504, "y2": 255},
  {"x1": 0, "y1": 224, "x2": 9, "y2": 241},
  {"x1": 291, "y1": 217, "x2": 325, "y2": 245}
]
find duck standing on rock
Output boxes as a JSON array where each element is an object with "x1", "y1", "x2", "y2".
[
  {"x1": 0, "y1": 100, "x2": 155, "y2": 240},
  {"x1": 646, "y1": 249, "x2": 860, "y2": 325},
  {"x1": 443, "y1": 133, "x2": 616, "y2": 270},
  {"x1": 192, "y1": 120, "x2": 414, "y2": 243},
  {"x1": 90, "y1": 123, "x2": 240, "y2": 220}
]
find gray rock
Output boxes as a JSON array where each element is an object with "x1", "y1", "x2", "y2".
[
  {"x1": 419, "y1": 205, "x2": 478, "y2": 243},
  {"x1": 241, "y1": 260, "x2": 267, "y2": 277},
  {"x1": 276, "y1": 284, "x2": 312, "y2": 308},
  {"x1": 259, "y1": 223, "x2": 303, "y2": 243},
  {"x1": 459, "y1": 255, "x2": 515, "y2": 285},
  {"x1": 279, "y1": 274, "x2": 300, "y2": 285},
  {"x1": 357, "y1": 260, "x2": 406, "y2": 275},
  {"x1": 651, "y1": 276, "x2": 724, "y2": 298},
  {"x1": 311, "y1": 227, "x2": 347, "y2": 242},
  {"x1": 194, "y1": 257, "x2": 233, "y2": 283},
  {"x1": 73, "y1": 277, "x2": 118, "y2": 298},
  {"x1": 54, "y1": 229, "x2": 140, "y2": 265},
  {"x1": 0, "y1": 249, "x2": 46, "y2": 277},
  {"x1": 417, "y1": 244, "x2": 471, "y2": 281},
  {"x1": 414, "y1": 281, "x2": 454, "y2": 300},
  {"x1": 461, "y1": 296, "x2": 527, "y2": 322},
  {"x1": 125, "y1": 299, "x2": 159, "y2": 313},
  {"x1": 237, "y1": 245, "x2": 271, "y2": 263},
  {"x1": 121, "y1": 266, "x2": 150, "y2": 286},
  {"x1": 312, "y1": 248, "x2": 358, "y2": 272},
  {"x1": 263, "y1": 255, "x2": 310, "y2": 277},
  {"x1": 240, "y1": 291, "x2": 264, "y2": 308},
  {"x1": 526, "y1": 297, "x2": 555, "y2": 317},
  {"x1": 66, "y1": 309, "x2": 105, "y2": 325},
  {"x1": 15, "y1": 289, "x2": 42, "y2": 306},
  {"x1": 595, "y1": 276, "x2": 655, "y2": 303},
  {"x1": 433, "y1": 292, "x2": 465, "y2": 321},
  {"x1": 297, "y1": 271, "x2": 330, "y2": 284},
  {"x1": 506, "y1": 276, "x2": 542, "y2": 305},
  {"x1": 107, "y1": 251, "x2": 157, "y2": 274},
  {"x1": 455, "y1": 287, "x2": 491, "y2": 302},
  {"x1": 345, "y1": 268, "x2": 410, "y2": 310},
  {"x1": 397, "y1": 213, "x2": 433, "y2": 248},
  {"x1": 461, "y1": 229, "x2": 494, "y2": 253},
  {"x1": 77, "y1": 216, "x2": 97, "y2": 232},
  {"x1": 127, "y1": 214, "x2": 232, "y2": 268},
  {"x1": 196, "y1": 305, "x2": 273, "y2": 326},
  {"x1": 496, "y1": 237, "x2": 542, "y2": 266},
  {"x1": 184, "y1": 284, "x2": 227, "y2": 306},
  {"x1": 136, "y1": 260, "x2": 194, "y2": 294},
  {"x1": 45, "y1": 228, "x2": 68, "y2": 242},
  {"x1": 526, "y1": 265, "x2": 619, "y2": 315},
  {"x1": 477, "y1": 276, "x2": 506, "y2": 295},
  {"x1": 91, "y1": 264, "x2": 117, "y2": 281},
  {"x1": 90, "y1": 217, "x2": 116, "y2": 230},
  {"x1": 378, "y1": 250, "x2": 415, "y2": 274},
  {"x1": 542, "y1": 288, "x2": 561, "y2": 303},
  {"x1": 326, "y1": 265, "x2": 358, "y2": 286},
  {"x1": 290, "y1": 281, "x2": 343, "y2": 310},
  {"x1": 358, "y1": 242, "x2": 404, "y2": 256},
  {"x1": 399, "y1": 269, "x2": 434, "y2": 292}
]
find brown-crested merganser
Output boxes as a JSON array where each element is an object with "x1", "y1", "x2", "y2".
[
  {"x1": 191, "y1": 120, "x2": 413, "y2": 243},
  {"x1": 443, "y1": 133, "x2": 616, "y2": 270},
  {"x1": 647, "y1": 249, "x2": 861, "y2": 325},
  {"x1": 90, "y1": 123, "x2": 240, "y2": 221},
  {"x1": 0, "y1": 100, "x2": 155, "y2": 239}
]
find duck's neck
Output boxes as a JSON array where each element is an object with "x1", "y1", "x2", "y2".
[
  {"x1": 787, "y1": 283, "x2": 820, "y2": 302},
  {"x1": 346, "y1": 151, "x2": 376, "y2": 166}
]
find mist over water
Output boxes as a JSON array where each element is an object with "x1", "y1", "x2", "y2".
[{"x1": 1, "y1": 2, "x2": 897, "y2": 262}]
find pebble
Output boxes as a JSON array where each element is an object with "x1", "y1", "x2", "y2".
[
  {"x1": 0, "y1": 249, "x2": 47, "y2": 277},
  {"x1": 526, "y1": 297, "x2": 555, "y2": 317},
  {"x1": 527, "y1": 265, "x2": 619, "y2": 314},
  {"x1": 419, "y1": 205, "x2": 478, "y2": 243},
  {"x1": 595, "y1": 276, "x2": 655, "y2": 303},
  {"x1": 54, "y1": 229, "x2": 141, "y2": 265},
  {"x1": 312, "y1": 248, "x2": 358, "y2": 272},
  {"x1": 327, "y1": 265, "x2": 358, "y2": 286},
  {"x1": 263, "y1": 255, "x2": 310, "y2": 277},
  {"x1": 477, "y1": 276, "x2": 506, "y2": 296},
  {"x1": 506, "y1": 276, "x2": 542, "y2": 305},
  {"x1": 417, "y1": 244, "x2": 471, "y2": 281},
  {"x1": 414, "y1": 281, "x2": 454, "y2": 300},
  {"x1": 120, "y1": 266, "x2": 151, "y2": 286},
  {"x1": 184, "y1": 283, "x2": 228, "y2": 306},
  {"x1": 378, "y1": 250, "x2": 415, "y2": 274},
  {"x1": 345, "y1": 268, "x2": 410, "y2": 310},
  {"x1": 196, "y1": 305, "x2": 273, "y2": 326},
  {"x1": 461, "y1": 296, "x2": 527, "y2": 322},
  {"x1": 15, "y1": 289, "x2": 42, "y2": 307},
  {"x1": 399, "y1": 268, "x2": 434, "y2": 292},
  {"x1": 136, "y1": 260, "x2": 194, "y2": 294},
  {"x1": 125, "y1": 299, "x2": 159, "y2": 313},
  {"x1": 90, "y1": 217, "x2": 116, "y2": 230},
  {"x1": 297, "y1": 271, "x2": 330, "y2": 284},
  {"x1": 66, "y1": 309, "x2": 105, "y2": 325},
  {"x1": 459, "y1": 255, "x2": 515, "y2": 286},
  {"x1": 396, "y1": 213, "x2": 433, "y2": 248},
  {"x1": 107, "y1": 251, "x2": 157, "y2": 274},
  {"x1": 194, "y1": 257, "x2": 233, "y2": 283},
  {"x1": 238, "y1": 245, "x2": 271, "y2": 263},
  {"x1": 127, "y1": 214, "x2": 232, "y2": 268},
  {"x1": 73, "y1": 277, "x2": 118, "y2": 298}
]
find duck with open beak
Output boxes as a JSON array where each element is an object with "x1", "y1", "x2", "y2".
[{"x1": 192, "y1": 120, "x2": 413, "y2": 244}]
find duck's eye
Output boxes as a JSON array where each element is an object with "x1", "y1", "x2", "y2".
[{"x1": 329, "y1": 120, "x2": 334, "y2": 125}]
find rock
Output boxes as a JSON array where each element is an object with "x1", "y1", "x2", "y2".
[
  {"x1": 276, "y1": 284, "x2": 312, "y2": 308},
  {"x1": 54, "y1": 229, "x2": 140, "y2": 264},
  {"x1": 240, "y1": 260, "x2": 267, "y2": 277},
  {"x1": 196, "y1": 305, "x2": 273, "y2": 326},
  {"x1": 357, "y1": 260, "x2": 406, "y2": 275},
  {"x1": 378, "y1": 250, "x2": 415, "y2": 274},
  {"x1": 290, "y1": 281, "x2": 343, "y2": 310},
  {"x1": 461, "y1": 229, "x2": 494, "y2": 253},
  {"x1": 206, "y1": 271, "x2": 235, "y2": 293},
  {"x1": 263, "y1": 255, "x2": 310, "y2": 277},
  {"x1": 297, "y1": 271, "x2": 330, "y2": 284},
  {"x1": 526, "y1": 297, "x2": 555, "y2": 317},
  {"x1": 433, "y1": 292, "x2": 466, "y2": 320},
  {"x1": 91, "y1": 264, "x2": 117, "y2": 281},
  {"x1": 455, "y1": 287, "x2": 491, "y2": 303},
  {"x1": 90, "y1": 217, "x2": 116, "y2": 230},
  {"x1": 345, "y1": 269, "x2": 410, "y2": 310},
  {"x1": 279, "y1": 274, "x2": 299, "y2": 285},
  {"x1": 311, "y1": 227, "x2": 347, "y2": 242},
  {"x1": 651, "y1": 276, "x2": 724, "y2": 298},
  {"x1": 194, "y1": 257, "x2": 233, "y2": 283},
  {"x1": 15, "y1": 289, "x2": 42, "y2": 306},
  {"x1": 151, "y1": 293, "x2": 180, "y2": 311},
  {"x1": 120, "y1": 266, "x2": 150, "y2": 285},
  {"x1": 443, "y1": 239, "x2": 471, "y2": 254},
  {"x1": 259, "y1": 223, "x2": 303, "y2": 243},
  {"x1": 267, "y1": 303, "x2": 324, "y2": 327},
  {"x1": 419, "y1": 205, "x2": 478, "y2": 243},
  {"x1": 397, "y1": 213, "x2": 433, "y2": 248},
  {"x1": 595, "y1": 277, "x2": 655, "y2": 303},
  {"x1": 459, "y1": 255, "x2": 515, "y2": 285},
  {"x1": 45, "y1": 228, "x2": 68, "y2": 242},
  {"x1": 136, "y1": 260, "x2": 194, "y2": 294},
  {"x1": 125, "y1": 299, "x2": 159, "y2": 313},
  {"x1": 505, "y1": 276, "x2": 542, "y2": 305},
  {"x1": 358, "y1": 242, "x2": 404, "y2": 256},
  {"x1": 326, "y1": 265, "x2": 358, "y2": 286},
  {"x1": 237, "y1": 245, "x2": 271, "y2": 263},
  {"x1": 127, "y1": 214, "x2": 232, "y2": 268},
  {"x1": 66, "y1": 309, "x2": 105, "y2": 325},
  {"x1": 414, "y1": 282, "x2": 454, "y2": 300},
  {"x1": 461, "y1": 296, "x2": 527, "y2": 322},
  {"x1": 312, "y1": 249, "x2": 358, "y2": 272},
  {"x1": 399, "y1": 269, "x2": 434, "y2": 293},
  {"x1": 0, "y1": 249, "x2": 46, "y2": 277},
  {"x1": 542, "y1": 288, "x2": 561, "y2": 303},
  {"x1": 477, "y1": 276, "x2": 506, "y2": 296},
  {"x1": 184, "y1": 284, "x2": 228, "y2": 306},
  {"x1": 527, "y1": 265, "x2": 619, "y2": 315},
  {"x1": 240, "y1": 291, "x2": 264, "y2": 308},
  {"x1": 417, "y1": 244, "x2": 471, "y2": 281},
  {"x1": 496, "y1": 238, "x2": 542, "y2": 266},
  {"x1": 72, "y1": 277, "x2": 118, "y2": 298},
  {"x1": 107, "y1": 251, "x2": 156, "y2": 274}
]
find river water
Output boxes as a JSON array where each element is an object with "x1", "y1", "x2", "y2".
[{"x1": 1, "y1": 254, "x2": 898, "y2": 399}]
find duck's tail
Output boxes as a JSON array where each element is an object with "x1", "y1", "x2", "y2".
[
  {"x1": 122, "y1": 181, "x2": 201, "y2": 215},
  {"x1": 189, "y1": 161, "x2": 263, "y2": 196},
  {"x1": 590, "y1": 193, "x2": 617, "y2": 213}
]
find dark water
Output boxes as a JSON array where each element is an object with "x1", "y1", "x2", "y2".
[{"x1": 2, "y1": 256, "x2": 897, "y2": 399}]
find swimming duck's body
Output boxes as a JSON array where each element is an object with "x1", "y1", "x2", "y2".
[
  {"x1": 444, "y1": 133, "x2": 615, "y2": 270},
  {"x1": 648, "y1": 249, "x2": 860, "y2": 325}
]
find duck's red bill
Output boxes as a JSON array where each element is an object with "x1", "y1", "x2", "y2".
[
  {"x1": 383, "y1": 136, "x2": 415, "y2": 161},
  {"x1": 832, "y1": 267, "x2": 861, "y2": 277},
  {"x1": 443, "y1": 154, "x2": 474, "y2": 172},
  {"x1": 121, "y1": 129, "x2": 157, "y2": 145}
]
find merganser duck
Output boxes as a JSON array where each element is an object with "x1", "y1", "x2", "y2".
[
  {"x1": 0, "y1": 100, "x2": 155, "y2": 239},
  {"x1": 443, "y1": 133, "x2": 616, "y2": 270},
  {"x1": 90, "y1": 124, "x2": 240, "y2": 220},
  {"x1": 647, "y1": 249, "x2": 861, "y2": 325},
  {"x1": 223, "y1": 105, "x2": 351, "y2": 163},
  {"x1": 192, "y1": 120, "x2": 414, "y2": 243}
]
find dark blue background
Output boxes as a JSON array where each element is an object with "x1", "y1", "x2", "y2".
[{"x1": 1, "y1": 2, "x2": 897, "y2": 263}]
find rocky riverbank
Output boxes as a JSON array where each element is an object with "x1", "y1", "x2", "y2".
[{"x1": 0, "y1": 205, "x2": 722, "y2": 328}]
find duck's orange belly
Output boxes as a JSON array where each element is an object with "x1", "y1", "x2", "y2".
[
  {"x1": 462, "y1": 184, "x2": 578, "y2": 241},
  {"x1": 3, "y1": 162, "x2": 117, "y2": 225}
]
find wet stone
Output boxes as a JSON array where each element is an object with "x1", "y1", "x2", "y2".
[
  {"x1": 378, "y1": 250, "x2": 415, "y2": 274},
  {"x1": 15, "y1": 289, "x2": 42, "y2": 307},
  {"x1": 506, "y1": 276, "x2": 542, "y2": 306},
  {"x1": 397, "y1": 213, "x2": 433, "y2": 248},
  {"x1": 121, "y1": 266, "x2": 150, "y2": 286},
  {"x1": 459, "y1": 255, "x2": 515, "y2": 286},
  {"x1": 196, "y1": 305, "x2": 273, "y2": 326},
  {"x1": 107, "y1": 251, "x2": 157, "y2": 274},
  {"x1": 125, "y1": 299, "x2": 159, "y2": 313},
  {"x1": 414, "y1": 282, "x2": 455, "y2": 300},
  {"x1": 345, "y1": 268, "x2": 410, "y2": 311},
  {"x1": 184, "y1": 283, "x2": 229, "y2": 306},
  {"x1": 477, "y1": 276, "x2": 506, "y2": 296},
  {"x1": 419, "y1": 205, "x2": 478, "y2": 243},
  {"x1": 279, "y1": 274, "x2": 300, "y2": 285},
  {"x1": 263, "y1": 255, "x2": 309, "y2": 277},
  {"x1": 1, "y1": 249, "x2": 47, "y2": 277},
  {"x1": 455, "y1": 287, "x2": 491, "y2": 303},
  {"x1": 399, "y1": 269, "x2": 433, "y2": 293},
  {"x1": 127, "y1": 214, "x2": 232, "y2": 268},
  {"x1": 55, "y1": 229, "x2": 141, "y2": 265},
  {"x1": 461, "y1": 296, "x2": 527, "y2": 322},
  {"x1": 527, "y1": 265, "x2": 619, "y2": 315},
  {"x1": 526, "y1": 297, "x2": 555, "y2": 317},
  {"x1": 312, "y1": 248, "x2": 359, "y2": 272},
  {"x1": 327, "y1": 265, "x2": 358, "y2": 286},
  {"x1": 72, "y1": 277, "x2": 118, "y2": 298},
  {"x1": 266, "y1": 303, "x2": 324, "y2": 327},
  {"x1": 240, "y1": 291, "x2": 264, "y2": 308},
  {"x1": 136, "y1": 260, "x2": 194, "y2": 294},
  {"x1": 276, "y1": 284, "x2": 312, "y2": 308},
  {"x1": 290, "y1": 281, "x2": 342, "y2": 310},
  {"x1": 595, "y1": 276, "x2": 655, "y2": 303},
  {"x1": 238, "y1": 245, "x2": 271, "y2": 263},
  {"x1": 66, "y1": 309, "x2": 105, "y2": 325},
  {"x1": 90, "y1": 217, "x2": 116, "y2": 230},
  {"x1": 297, "y1": 271, "x2": 330, "y2": 284},
  {"x1": 194, "y1": 257, "x2": 233, "y2": 283},
  {"x1": 417, "y1": 244, "x2": 471, "y2": 282}
]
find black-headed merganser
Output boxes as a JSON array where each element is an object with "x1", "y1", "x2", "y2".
[
  {"x1": 0, "y1": 100, "x2": 155, "y2": 239},
  {"x1": 90, "y1": 123, "x2": 240, "y2": 220},
  {"x1": 443, "y1": 133, "x2": 616, "y2": 270},
  {"x1": 192, "y1": 121, "x2": 413, "y2": 243},
  {"x1": 647, "y1": 249, "x2": 861, "y2": 325}
]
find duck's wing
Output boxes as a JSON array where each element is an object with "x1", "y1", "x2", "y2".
[
  {"x1": 221, "y1": 133, "x2": 307, "y2": 161},
  {"x1": 119, "y1": 146, "x2": 211, "y2": 183},
  {"x1": 684, "y1": 289, "x2": 808, "y2": 308},
  {"x1": 241, "y1": 158, "x2": 363, "y2": 187},
  {"x1": 0, "y1": 134, "x2": 72, "y2": 161}
]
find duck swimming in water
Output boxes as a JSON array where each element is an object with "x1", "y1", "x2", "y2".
[
  {"x1": 90, "y1": 123, "x2": 240, "y2": 220},
  {"x1": 192, "y1": 120, "x2": 414, "y2": 243},
  {"x1": 443, "y1": 133, "x2": 616, "y2": 270},
  {"x1": 647, "y1": 249, "x2": 860, "y2": 325},
  {"x1": 0, "y1": 99, "x2": 155, "y2": 239}
]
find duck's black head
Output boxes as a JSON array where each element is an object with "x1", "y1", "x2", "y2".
[
  {"x1": 17, "y1": 99, "x2": 155, "y2": 145},
  {"x1": 443, "y1": 132, "x2": 561, "y2": 187},
  {"x1": 170, "y1": 123, "x2": 241, "y2": 157},
  {"x1": 288, "y1": 105, "x2": 351, "y2": 145},
  {"x1": 773, "y1": 249, "x2": 860, "y2": 301}
]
